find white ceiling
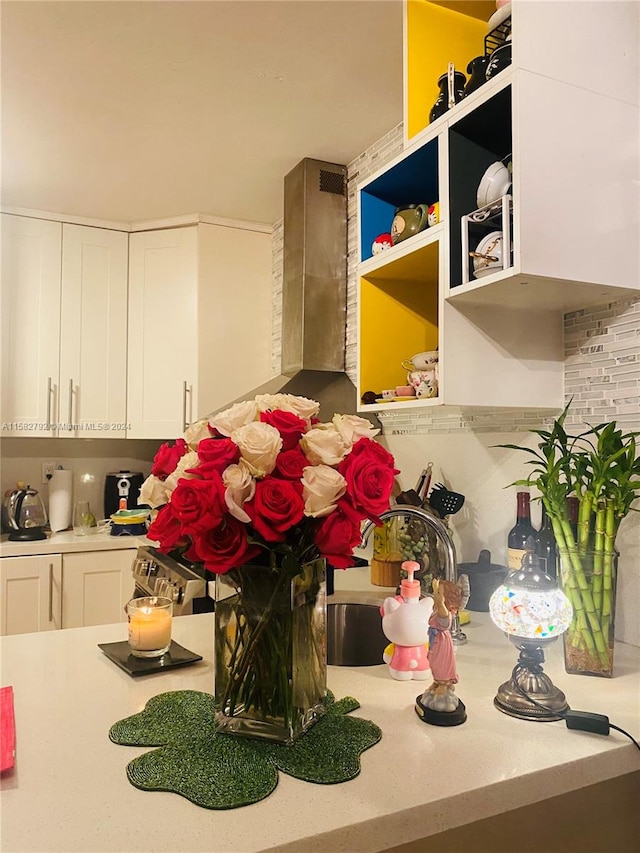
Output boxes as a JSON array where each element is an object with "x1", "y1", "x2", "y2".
[{"x1": 1, "y1": 0, "x2": 404, "y2": 226}]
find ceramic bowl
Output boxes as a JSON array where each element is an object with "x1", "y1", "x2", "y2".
[{"x1": 476, "y1": 161, "x2": 511, "y2": 208}]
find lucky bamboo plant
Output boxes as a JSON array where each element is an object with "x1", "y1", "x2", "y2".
[{"x1": 499, "y1": 403, "x2": 640, "y2": 675}]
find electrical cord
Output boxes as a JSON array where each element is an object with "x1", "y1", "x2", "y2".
[{"x1": 509, "y1": 663, "x2": 640, "y2": 752}]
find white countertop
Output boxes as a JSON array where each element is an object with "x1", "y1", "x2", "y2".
[
  {"x1": 1, "y1": 610, "x2": 638, "y2": 853},
  {"x1": 0, "y1": 530, "x2": 151, "y2": 558}
]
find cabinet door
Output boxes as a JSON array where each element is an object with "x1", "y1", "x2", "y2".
[
  {"x1": 59, "y1": 225, "x2": 128, "y2": 438},
  {"x1": 1, "y1": 215, "x2": 61, "y2": 436},
  {"x1": 127, "y1": 227, "x2": 198, "y2": 439},
  {"x1": 0, "y1": 555, "x2": 62, "y2": 635},
  {"x1": 61, "y1": 550, "x2": 134, "y2": 629},
  {"x1": 197, "y1": 224, "x2": 272, "y2": 417}
]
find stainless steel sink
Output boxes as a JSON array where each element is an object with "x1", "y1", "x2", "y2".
[{"x1": 327, "y1": 601, "x2": 387, "y2": 666}]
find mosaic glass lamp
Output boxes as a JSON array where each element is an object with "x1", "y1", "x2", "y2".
[{"x1": 489, "y1": 541, "x2": 573, "y2": 721}]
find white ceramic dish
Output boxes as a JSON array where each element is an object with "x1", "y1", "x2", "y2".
[
  {"x1": 476, "y1": 161, "x2": 511, "y2": 208},
  {"x1": 473, "y1": 231, "x2": 503, "y2": 278},
  {"x1": 486, "y1": 3, "x2": 511, "y2": 34},
  {"x1": 375, "y1": 396, "x2": 417, "y2": 404},
  {"x1": 473, "y1": 266, "x2": 502, "y2": 279}
]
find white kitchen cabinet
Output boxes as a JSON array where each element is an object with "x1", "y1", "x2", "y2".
[
  {"x1": 0, "y1": 555, "x2": 62, "y2": 635},
  {"x1": 356, "y1": 0, "x2": 639, "y2": 413},
  {"x1": 59, "y1": 224, "x2": 129, "y2": 437},
  {"x1": 1, "y1": 214, "x2": 128, "y2": 437},
  {"x1": 127, "y1": 222, "x2": 272, "y2": 439},
  {"x1": 1, "y1": 215, "x2": 62, "y2": 436},
  {"x1": 61, "y1": 549, "x2": 133, "y2": 629}
]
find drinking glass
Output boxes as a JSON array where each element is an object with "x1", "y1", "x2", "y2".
[{"x1": 72, "y1": 500, "x2": 96, "y2": 536}]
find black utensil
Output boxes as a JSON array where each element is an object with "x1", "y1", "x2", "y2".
[{"x1": 429, "y1": 482, "x2": 465, "y2": 518}]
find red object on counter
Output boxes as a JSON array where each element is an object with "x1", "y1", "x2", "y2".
[{"x1": 1, "y1": 686, "x2": 16, "y2": 772}]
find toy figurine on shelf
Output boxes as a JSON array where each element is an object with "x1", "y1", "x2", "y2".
[
  {"x1": 415, "y1": 578, "x2": 468, "y2": 726},
  {"x1": 381, "y1": 561, "x2": 433, "y2": 681},
  {"x1": 372, "y1": 233, "x2": 393, "y2": 255}
]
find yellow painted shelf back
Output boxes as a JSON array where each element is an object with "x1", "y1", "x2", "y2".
[
  {"x1": 360, "y1": 276, "x2": 438, "y2": 393},
  {"x1": 406, "y1": 0, "x2": 487, "y2": 140}
]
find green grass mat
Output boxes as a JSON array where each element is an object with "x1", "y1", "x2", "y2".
[{"x1": 109, "y1": 690, "x2": 382, "y2": 809}]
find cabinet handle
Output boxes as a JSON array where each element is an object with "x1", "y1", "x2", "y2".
[
  {"x1": 68, "y1": 379, "x2": 74, "y2": 425},
  {"x1": 46, "y1": 377, "x2": 53, "y2": 429},
  {"x1": 48, "y1": 562, "x2": 54, "y2": 624},
  {"x1": 182, "y1": 381, "x2": 192, "y2": 431}
]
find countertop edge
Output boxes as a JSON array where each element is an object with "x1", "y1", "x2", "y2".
[{"x1": 0, "y1": 532, "x2": 151, "y2": 557}]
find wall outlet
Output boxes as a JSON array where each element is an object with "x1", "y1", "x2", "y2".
[{"x1": 42, "y1": 462, "x2": 56, "y2": 484}]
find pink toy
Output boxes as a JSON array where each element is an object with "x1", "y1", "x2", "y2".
[{"x1": 380, "y1": 561, "x2": 433, "y2": 681}]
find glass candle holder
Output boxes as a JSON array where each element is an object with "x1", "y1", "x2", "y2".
[{"x1": 126, "y1": 596, "x2": 173, "y2": 658}]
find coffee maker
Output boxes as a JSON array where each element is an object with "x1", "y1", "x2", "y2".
[{"x1": 104, "y1": 471, "x2": 144, "y2": 517}]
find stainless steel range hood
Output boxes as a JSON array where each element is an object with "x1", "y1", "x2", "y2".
[{"x1": 208, "y1": 157, "x2": 362, "y2": 422}]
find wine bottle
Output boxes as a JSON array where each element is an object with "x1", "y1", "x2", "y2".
[
  {"x1": 507, "y1": 491, "x2": 537, "y2": 571},
  {"x1": 535, "y1": 503, "x2": 557, "y2": 579}
]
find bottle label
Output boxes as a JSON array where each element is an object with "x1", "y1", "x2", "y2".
[{"x1": 508, "y1": 548, "x2": 525, "y2": 571}]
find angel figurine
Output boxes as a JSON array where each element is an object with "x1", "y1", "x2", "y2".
[{"x1": 415, "y1": 577, "x2": 467, "y2": 726}]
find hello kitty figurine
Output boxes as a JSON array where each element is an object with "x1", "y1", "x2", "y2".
[{"x1": 380, "y1": 561, "x2": 434, "y2": 681}]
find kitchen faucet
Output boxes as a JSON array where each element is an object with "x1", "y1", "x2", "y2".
[{"x1": 360, "y1": 506, "x2": 468, "y2": 645}]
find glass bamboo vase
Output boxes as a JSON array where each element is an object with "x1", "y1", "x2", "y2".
[
  {"x1": 214, "y1": 558, "x2": 327, "y2": 743},
  {"x1": 559, "y1": 549, "x2": 618, "y2": 677}
]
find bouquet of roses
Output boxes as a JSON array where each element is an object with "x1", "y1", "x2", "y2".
[
  {"x1": 140, "y1": 393, "x2": 398, "y2": 575},
  {"x1": 140, "y1": 393, "x2": 398, "y2": 740}
]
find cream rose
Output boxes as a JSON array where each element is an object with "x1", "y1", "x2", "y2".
[
  {"x1": 231, "y1": 421, "x2": 283, "y2": 478},
  {"x1": 138, "y1": 474, "x2": 170, "y2": 509},
  {"x1": 210, "y1": 400, "x2": 258, "y2": 437},
  {"x1": 222, "y1": 461, "x2": 256, "y2": 523},
  {"x1": 302, "y1": 465, "x2": 346, "y2": 518},
  {"x1": 183, "y1": 419, "x2": 211, "y2": 449},
  {"x1": 300, "y1": 424, "x2": 349, "y2": 466},
  {"x1": 255, "y1": 393, "x2": 287, "y2": 413},
  {"x1": 332, "y1": 413, "x2": 380, "y2": 448},
  {"x1": 164, "y1": 450, "x2": 200, "y2": 494},
  {"x1": 278, "y1": 394, "x2": 320, "y2": 421}
]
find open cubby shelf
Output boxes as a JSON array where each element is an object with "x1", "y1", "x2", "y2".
[{"x1": 359, "y1": 138, "x2": 439, "y2": 263}]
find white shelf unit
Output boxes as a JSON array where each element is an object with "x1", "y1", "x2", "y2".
[{"x1": 356, "y1": 1, "x2": 639, "y2": 415}]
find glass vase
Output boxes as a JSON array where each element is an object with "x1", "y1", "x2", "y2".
[
  {"x1": 214, "y1": 557, "x2": 327, "y2": 743},
  {"x1": 558, "y1": 549, "x2": 618, "y2": 677}
]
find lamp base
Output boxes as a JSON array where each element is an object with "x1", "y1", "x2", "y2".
[{"x1": 494, "y1": 646, "x2": 569, "y2": 722}]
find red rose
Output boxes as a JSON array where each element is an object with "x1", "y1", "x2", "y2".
[
  {"x1": 169, "y1": 475, "x2": 226, "y2": 536},
  {"x1": 338, "y1": 438, "x2": 399, "y2": 523},
  {"x1": 245, "y1": 476, "x2": 305, "y2": 543},
  {"x1": 147, "y1": 504, "x2": 185, "y2": 553},
  {"x1": 260, "y1": 409, "x2": 307, "y2": 451},
  {"x1": 274, "y1": 446, "x2": 308, "y2": 480},
  {"x1": 151, "y1": 439, "x2": 188, "y2": 480},
  {"x1": 314, "y1": 504, "x2": 362, "y2": 569},
  {"x1": 195, "y1": 437, "x2": 240, "y2": 473},
  {"x1": 188, "y1": 516, "x2": 261, "y2": 574}
]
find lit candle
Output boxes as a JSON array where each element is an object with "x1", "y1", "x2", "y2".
[{"x1": 126, "y1": 597, "x2": 172, "y2": 657}]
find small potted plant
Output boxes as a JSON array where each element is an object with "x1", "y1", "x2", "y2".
[{"x1": 499, "y1": 403, "x2": 640, "y2": 677}]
